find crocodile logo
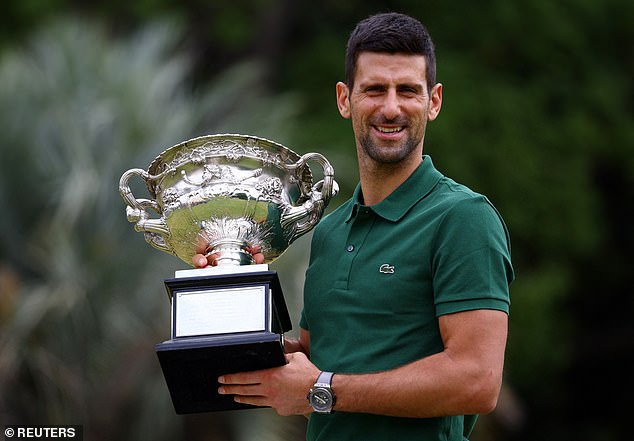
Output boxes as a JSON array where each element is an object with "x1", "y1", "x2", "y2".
[{"x1": 379, "y1": 264, "x2": 395, "y2": 274}]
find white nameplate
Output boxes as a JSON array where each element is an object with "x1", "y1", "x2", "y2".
[{"x1": 174, "y1": 285, "x2": 267, "y2": 337}]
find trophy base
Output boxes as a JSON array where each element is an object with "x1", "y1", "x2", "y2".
[
  {"x1": 156, "y1": 332, "x2": 286, "y2": 414},
  {"x1": 157, "y1": 268, "x2": 292, "y2": 414}
]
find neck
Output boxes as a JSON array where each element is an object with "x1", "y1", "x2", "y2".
[{"x1": 358, "y1": 155, "x2": 423, "y2": 206}]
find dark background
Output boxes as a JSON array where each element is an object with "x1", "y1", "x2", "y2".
[{"x1": 0, "y1": 1, "x2": 632, "y2": 440}]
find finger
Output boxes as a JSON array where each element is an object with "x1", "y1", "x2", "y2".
[
  {"x1": 206, "y1": 253, "x2": 219, "y2": 267},
  {"x1": 253, "y1": 253, "x2": 265, "y2": 264},
  {"x1": 284, "y1": 351, "x2": 306, "y2": 362},
  {"x1": 233, "y1": 394, "x2": 268, "y2": 407},
  {"x1": 192, "y1": 254, "x2": 208, "y2": 268},
  {"x1": 218, "y1": 383, "x2": 262, "y2": 396},
  {"x1": 218, "y1": 372, "x2": 262, "y2": 385}
]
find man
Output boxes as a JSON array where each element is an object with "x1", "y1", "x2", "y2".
[{"x1": 205, "y1": 12, "x2": 514, "y2": 441}]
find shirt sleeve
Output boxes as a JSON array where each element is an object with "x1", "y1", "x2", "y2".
[{"x1": 432, "y1": 195, "x2": 514, "y2": 316}]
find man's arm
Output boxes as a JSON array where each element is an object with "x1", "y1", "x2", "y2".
[
  {"x1": 218, "y1": 308, "x2": 507, "y2": 417},
  {"x1": 331, "y1": 309, "x2": 508, "y2": 417}
]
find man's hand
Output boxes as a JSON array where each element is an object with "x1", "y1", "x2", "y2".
[{"x1": 217, "y1": 351, "x2": 319, "y2": 416}]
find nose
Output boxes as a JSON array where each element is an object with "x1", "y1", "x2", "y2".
[{"x1": 381, "y1": 88, "x2": 401, "y2": 121}]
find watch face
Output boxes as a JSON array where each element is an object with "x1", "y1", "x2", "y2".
[{"x1": 310, "y1": 387, "x2": 333, "y2": 412}]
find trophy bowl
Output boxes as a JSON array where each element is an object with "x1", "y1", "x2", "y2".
[{"x1": 119, "y1": 134, "x2": 338, "y2": 267}]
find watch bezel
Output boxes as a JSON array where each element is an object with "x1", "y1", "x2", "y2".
[{"x1": 309, "y1": 386, "x2": 334, "y2": 413}]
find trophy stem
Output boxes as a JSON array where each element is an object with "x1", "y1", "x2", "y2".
[{"x1": 208, "y1": 239, "x2": 255, "y2": 266}]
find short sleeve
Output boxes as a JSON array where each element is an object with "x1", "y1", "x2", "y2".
[{"x1": 432, "y1": 196, "x2": 514, "y2": 316}]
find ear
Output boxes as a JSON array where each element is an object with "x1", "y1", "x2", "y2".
[
  {"x1": 427, "y1": 83, "x2": 443, "y2": 121},
  {"x1": 336, "y1": 81, "x2": 351, "y2": 119}
]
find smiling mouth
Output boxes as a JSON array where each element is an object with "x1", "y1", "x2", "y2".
[{"x1": 375, "y1": 126, "x2": 404, "y2": 134}]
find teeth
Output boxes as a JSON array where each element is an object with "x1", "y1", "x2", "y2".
[{"x1": 377, "y1": 126, "x2": 403, "y2": 133}]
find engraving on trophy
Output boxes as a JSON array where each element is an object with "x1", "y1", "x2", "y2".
[{"x1": 159, "y1": 138, "x2": 287, "y2": 174}]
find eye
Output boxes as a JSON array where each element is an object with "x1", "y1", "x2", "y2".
[
  {"x1": 363, "y1": 85, "x2": 386, "y2": 95},
  {"x1": 398, "y1": 85, "x2": 421, "y2": 96}
]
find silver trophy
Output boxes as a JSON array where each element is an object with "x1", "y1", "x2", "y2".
[{"x1": 119, "y1": 134, "x2": 337, "y2": 413}]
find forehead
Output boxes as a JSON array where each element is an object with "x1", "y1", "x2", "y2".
[{"x1": 354, "y1": 52, "x2": 428, "y2": 87}]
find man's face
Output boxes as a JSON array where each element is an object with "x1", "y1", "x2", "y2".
[{"x1": 336, "y1": 52, "x2": 442, "y2": 165}]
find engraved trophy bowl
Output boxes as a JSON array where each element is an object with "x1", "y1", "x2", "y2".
[{"x1": 119, "y1": 134, "x2": 338, "y2": 267}]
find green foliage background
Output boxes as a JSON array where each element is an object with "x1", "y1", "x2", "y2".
[{"x1": 0, "y1": 1, "x2": 632, "y2": 440}]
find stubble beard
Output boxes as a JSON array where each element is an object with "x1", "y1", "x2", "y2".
[
  {"x1": 358, "y1": 132, "x2": 420, "y2": 164},
  {"x1": 357, "y1": 116, "x2": 425, "y2": 165}
]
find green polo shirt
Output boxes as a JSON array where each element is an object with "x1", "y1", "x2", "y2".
[{"x1": 300, "y1": 155, "x2": 514, "y2": 441}]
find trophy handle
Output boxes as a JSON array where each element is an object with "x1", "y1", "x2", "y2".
[
  {"x1": 119, "y1": 168, "x2": 175, "y2": 255},
  {"x1": 281, "y1": 152, "x2": 339, "y2": 243}
]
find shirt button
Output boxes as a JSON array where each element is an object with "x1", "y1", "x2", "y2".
[{"x1": 346, "y1": 245, "x2": 355, "y2": 252}]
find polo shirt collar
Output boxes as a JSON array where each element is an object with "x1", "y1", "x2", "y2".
[{"x1": 346, "y1": 155, "x2": 442, "y2": 223}]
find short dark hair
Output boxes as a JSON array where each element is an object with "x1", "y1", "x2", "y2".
[{"x1": 345, "y1": 12, "x2": 437, "y2": 91}]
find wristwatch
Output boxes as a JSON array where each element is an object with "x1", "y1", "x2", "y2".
[{"x1": 307, "y1": 371, "x2": 336, "y2": 413}]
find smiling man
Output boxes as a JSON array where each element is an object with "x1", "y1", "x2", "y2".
[{"x1": 215, "y1": 12, "x2": 514, "y2": 441}]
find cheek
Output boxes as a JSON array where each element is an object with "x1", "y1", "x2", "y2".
[
  {"x1": 349, "y1": 101, "x2": 375, "y2": 124},
  {"x1": 350, "y1": 110, "x2": 368, "y2": 131}
]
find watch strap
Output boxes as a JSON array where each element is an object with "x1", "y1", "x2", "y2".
[{"x1": 315, "y1": 371, "x2": 334, "y2": 388}]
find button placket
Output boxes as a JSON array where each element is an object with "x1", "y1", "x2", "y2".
[{"x1": 341, "y1": 208, "x2": 375, "y2": 290}]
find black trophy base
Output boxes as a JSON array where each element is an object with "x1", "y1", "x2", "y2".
[{"x1": 156, "y1": 332, "x2": 286, "y2": 414}]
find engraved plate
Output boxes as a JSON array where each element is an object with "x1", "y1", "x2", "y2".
[{"x1": 174, "y1": 286, "x2": 267, "y2": 337}]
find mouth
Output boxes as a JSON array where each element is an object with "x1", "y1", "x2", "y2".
[
  {"x1": 372, "y1": 125, "x2": 406, "y2": 139},
  {"x1": 375, "y1": 126, "x2": 404, "y2": 134}
]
